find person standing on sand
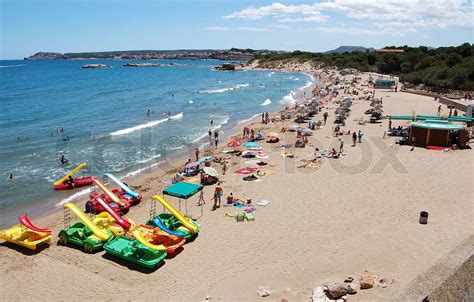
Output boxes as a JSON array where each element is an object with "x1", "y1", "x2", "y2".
[
  {"x1": 195, "y1": 148, "x2": 199, "y2": 161},
  {"x1": 197, "y1": 190, "x2": 205, "y2": 206},
  {"x1": 357, "y1": 130, "x2": 363, "y2": 143},
  {"x1": 411, "y1": 136, "x2": 416, "y2": 151},
  {"x1": 339, "y1": 139, "x2": 344, "y2": 153},
  {"x1": 261, "y1": 113, "x2": 265, "y2": 123},
  {"x1": 323, "y1": 112, "x2": 328, "y2": 125},
  {"x1": 437, "y1": 105, "x2": 442, "y2": 115},
  {"x1": 352, "y1": 132, "x2": 357, "y2": 146},
  {"x1": 222, "y1": 162, "x2": 227, "y2": 175},
  {"x1": 212, "y1": 182, "x2": 223, "y2": 210}
]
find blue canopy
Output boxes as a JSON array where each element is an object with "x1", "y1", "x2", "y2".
[{"x1": 163, "y1": 182, "x2": 202, "y2": 199}]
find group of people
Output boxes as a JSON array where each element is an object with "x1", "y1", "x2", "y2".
[
  {"x1": 208, "y1": 129, "x2": 219, "y2": 148},
  {"x1": 242, "y1": 127, "x2": 257, "y2": 141}
]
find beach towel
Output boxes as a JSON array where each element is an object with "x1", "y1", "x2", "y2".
[
  {"x1": 256, "y1": 199, "x2": 271, "y2": 206},
  {"x1": 256, "y1": 154, "x2": 269, "y2": 159},
  {"x1": 235, "y1": 168, "x2": 256, "y2": 175},
  {"x1": 185, "y1": 177, "x2": 200, "y2": 183},
  {"x1": 244, "y1": 212, "x2": 255, "y2": 221}
]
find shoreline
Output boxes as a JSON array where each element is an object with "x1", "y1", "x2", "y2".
[{"x1": 10, "y1": 67, "x2": 322, "y2": 231}]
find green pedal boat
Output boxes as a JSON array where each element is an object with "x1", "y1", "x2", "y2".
[{"x1": 104, "y1": 236, "x2": 167, "y2": 269}]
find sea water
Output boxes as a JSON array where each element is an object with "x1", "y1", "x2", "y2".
[{"x1": 0, "y1": 59, "x2": 313, "y2": 227}]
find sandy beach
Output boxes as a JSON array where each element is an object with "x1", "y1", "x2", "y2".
[{"x1": 1, "y1": 68, "x2": 473, "y2": 301}]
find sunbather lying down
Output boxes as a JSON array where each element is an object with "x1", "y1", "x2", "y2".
[
  {"x1": 297, "y1": 159, "x2": 319, "y2": 168},
  {"x1": 281, "y1": 152, "x2": 294, "y2": 158}
]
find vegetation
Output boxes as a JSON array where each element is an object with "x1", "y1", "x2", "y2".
[{"x1": 250, "y1": 43, "x2": 474, "y2": 91}]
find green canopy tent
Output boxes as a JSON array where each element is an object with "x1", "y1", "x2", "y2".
[
  {"x1": 161, "y1": 182, "x2": 203, "y2": 217},
  {"x1": 374, "y1": 79, "x2": 395, "y2": 88},
  {"x1": 409, "y1": 120, "x2": 463, "y2": 147}
]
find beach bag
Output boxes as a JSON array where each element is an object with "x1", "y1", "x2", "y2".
[{"x1": 236, "y1": 212, "x2": 245, "y2": 222}]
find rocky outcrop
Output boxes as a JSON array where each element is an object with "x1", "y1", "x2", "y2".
[
  {"x1": 24, "y1": 52, "x2": 65, "y2": 60},
  {"x1": 359, "y1": 273, "x2": 375, "y2": 289},
  {"x1": 82, "y1": 64, "x2": 109, "y2": 69},
  {"x1": 214, "y1": 64, "x2": 236, "y2": 71},
  {"x1": 123, "y1": 63, "x2": 161, "y2": 67}
]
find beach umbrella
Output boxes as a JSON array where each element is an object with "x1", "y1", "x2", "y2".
[
  {"x1": 203, "y1": 167, "x2": 218, "y2": 177},
  {"x1": 184, "y1": 161, "x2": 199, "y2": 169},
  {"x1": 243, "y1": 141, "x2": 258, "y2": 148},
  {"x1": 289, "y1": 124, "x2": 299, "y2": 132},
  {"x1": 245, "y1": 159, "x2": 261, "y2": 165},
  {"x1": 245, "y1": 162, "x2": 259, "y2": 169},
  {"x1": 267, "y1": 132, "x2": 279, "y2": 138},
  {"x1": 227, "y1": 141, "x2": 241, "y2": 148},
  {"x1": 302, "y1": 128, "x2": 313, "y2": 136}
]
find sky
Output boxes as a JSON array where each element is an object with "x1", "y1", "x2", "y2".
[{"x1": 0, "y1": 0, "x2": 473, "y2": 59}]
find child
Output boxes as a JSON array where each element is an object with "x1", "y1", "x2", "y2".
[{"x1": 222, "y1": 162, "x2": 227, "y2": 175}]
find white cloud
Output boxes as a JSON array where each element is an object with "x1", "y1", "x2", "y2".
[
  {"x1": 310, "y1": 26, "x2": 406, "y2": 36},
  {"x1": 265, "y1": 24, "x2": 291, "y2": 29},
  {"x1": 224, "y1": 2, "x2": 328, "y2": 23},
  {"x1": 318, "y1": 0, "x2": 473, "y2": 29},
  {"x1": 203, "y1": 26, "x2": 269, "y2": 32},
  {"x1": 224, "y1": 0, "x2": 473, "y2": 29}
]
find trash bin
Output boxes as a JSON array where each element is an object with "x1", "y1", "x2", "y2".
[{"x1": 419, "y1": 211, "x2": 429, "y2": 224}]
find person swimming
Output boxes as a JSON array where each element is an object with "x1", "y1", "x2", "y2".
[{"x1": 60, "y1": 154, "x2": 68, "y2": 165}]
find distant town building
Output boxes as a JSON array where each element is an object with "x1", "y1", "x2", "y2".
[{"x1": 376, "y1": 48, "x2": 404, "y2": 53}]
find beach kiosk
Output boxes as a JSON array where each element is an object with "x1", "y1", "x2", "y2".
[
  {"x1": 161, "y1": 182, "x2": 203, "y2": 216},
  {"x1": 409, "y1": 120, "x2": 463, "y2": 147}
]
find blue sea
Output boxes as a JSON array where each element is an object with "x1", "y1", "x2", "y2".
[{"x1": 0, "y1": 59, "x2": 313, "y2": 227}]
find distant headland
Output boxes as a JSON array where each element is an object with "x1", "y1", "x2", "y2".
[{"x1": 24, "y1": 49, "x2": 265, "y2": 61}]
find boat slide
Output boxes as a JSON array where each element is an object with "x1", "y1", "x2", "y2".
[
  {"x1": 153, "y1": 195, "x2": 198, "y2": 233},
  {"x1": 19, "y1": 214, "x2": 52, "y2": 233},
  {"x1": 64, "y1": 203, "x2": 110, "y2": 241},
  {"x1": 127, "y1": 218, "x2": 167, "y2": 251},
  {"x1": 92, "y1": 178, "x2": 125, "y2": 206},
  {"x1": 95, "y1": 197, "x2": 131, "y2": 229},
  {"x1": 94, "y1": 198, "x2": 166, "y2": 251},
  {"x1": 151, "y1": 217, "x2": 185, "y2": 237},
  {"x1": 53, "y1": 163, "x2": 87, "y2": 186},
  {"x1": 104, "y1": 173, "x2": 139, "y2": 199}
]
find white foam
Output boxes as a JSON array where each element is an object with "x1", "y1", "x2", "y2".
[
  {"x1": 280, "y1": 91, "x2": 297, "y2": 107},
  {"x1": 200, "y1": 83, "x2": 249, "y2": 94},
  {"x1": 260, "y1": 99, "x2": 272, "y2": 106},
  {"x1": 124, "y1": 160, "x2": 166, "y2": 178},
  {"x1": 188, "y1": 100, "x2": 194, "y2": 104},
  {"x1": 267, "y1": 72, "x2": 275, "y2": 77},
  {"x1": 138, "y1": 153, "x2": 162, "y2": 164},
  {"x1": 168, "y1": 112, "x2": 183, "y2": 120},
  {"x1": 110, "y1": 118, "x2": 168, "y2": 136},
  {"x1": 301, "y1": 81, "x2": 313, "y2": 89},
  {"x1": 55, "y1": 188, "x2": 93, "y2": 207},
  {"x1": 167, "y1": 145, "x2": 185, "y2": 150},
  {"x1": 191, "y1": 133, "x2": 209, "y2": 144},
  {"x1": 0, "y1": 64, "x2": 24, "y2": 68},
  {"x1": 237, "y1": 113, "x2": 260, "y2": 126},
  {"x1": 110, "y1": 112, "x2": 183, "y2": 136}
]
